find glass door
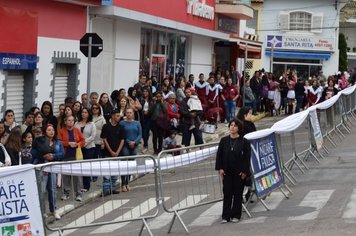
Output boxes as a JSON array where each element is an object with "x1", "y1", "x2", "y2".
[{"x1": 151, "y1": 54, "x2": 166, "y2": 85}]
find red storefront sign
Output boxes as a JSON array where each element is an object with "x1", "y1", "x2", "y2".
[{"x1": 114, "y1": 0, "x2": 215, "y2": 30}]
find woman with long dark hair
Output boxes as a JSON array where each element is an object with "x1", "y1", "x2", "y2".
[
  {"x1": 3, "y1": 109, "x2": 19, "y2": 133},
  {"x1": 32, "y1": 124, "x2": 64, "y2": 220},
  {"x1": 99, "y1": 93, "x2": 113, "y2": 123},
  {"x1": 215, "y1": 119, "x2": 250, "y2": 223},
  {"x1": 127, "y1": 87, "x2": 142, "y2": 121},
  {"x1": 5, "y1": 127, "x2": 22, "y2": 165},
  {"x1": 75, "y1": 107, "x2": 96, "y2": 191},
  {"x1": 139, "y1": 87, "x2": 153, "y2": 153},
  {"x1": 41, "y1": 101, "x2": 58, "y2": 131}
]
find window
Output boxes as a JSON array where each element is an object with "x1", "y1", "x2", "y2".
[
  {"x1": 289, "y1": 11, "x2": 312, "y2": 31},
  {"x1": 279, "y1": 11, "x2": 323, "y2": 33}
]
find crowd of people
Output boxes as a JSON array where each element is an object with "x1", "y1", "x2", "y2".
[{"x1": 0, "y1": 66, "x2": 355, "y2": 221}]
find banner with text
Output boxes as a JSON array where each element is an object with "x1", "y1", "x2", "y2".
[
  {"x1": 0, "y1": 165, "x2": 44, "y2": 236},
  {"x1": 266, "y1": 35, "x2": 335, "y2": 52},
  {"x1": 309, "y1": 110, "x2": 323, "y2": 150},
  {"x1": 250, "y1": 133, "x2": 285, "y2": 198}
]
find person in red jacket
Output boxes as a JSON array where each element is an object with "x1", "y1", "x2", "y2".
[
  {"x1": 167, "y1": 93, "x2": 180, "y2": 133},
  {"x1": 58, "y1": 115, "x2": 85, "y2": 201}
]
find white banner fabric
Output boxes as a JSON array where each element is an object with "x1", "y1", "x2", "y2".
[{"x1": 0, "y1": 165, "x2": 45, "y2": 236}]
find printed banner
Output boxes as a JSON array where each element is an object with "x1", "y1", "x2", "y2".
[
  {"x1": 309, "y1": 110, "x2": 323, "y2": 150},
  {"x1": 0, "y1": 165, "x2": 44, "y2": 236},
  {"x1": 266, "y1": 35, "x2": 335, "y2": 52},
  {"x1": 250, "y1": 133, "x2": 285, "y2": 198}
]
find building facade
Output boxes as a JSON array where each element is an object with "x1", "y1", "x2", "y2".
[
  {"x1": 0, "y1": 0, "x2": 91, "y2": 121},
  {"x1": 89, "y1": 0, "x2": 231, "y2": 92},
  {"x1": 260, "y1": 0, "x2": 341, "y2": 78}
]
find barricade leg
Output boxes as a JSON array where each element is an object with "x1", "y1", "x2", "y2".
[
  {"x1": 167, "y1": 211, "x2": 189, "y2": 235},
  {"x1": 282, "y1": 169, "x2": 297, "y2": 186},
  {"x1": 139, "y1": 219, "x2": 153, "y2": 236},
  {"x1": 279, "y1": 187, "x2": 290, "y2": 199}
]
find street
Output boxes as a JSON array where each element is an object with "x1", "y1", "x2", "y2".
[{"x1": 41, "y1": 116, "x2": 356, "y2": 236}]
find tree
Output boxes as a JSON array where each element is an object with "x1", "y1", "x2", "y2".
[{"x1": 339, "y1": 33, "x2": 348, "y2": 72}]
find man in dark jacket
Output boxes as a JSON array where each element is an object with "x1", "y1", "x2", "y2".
[
  {"x1": 178, "y1": 88, "x2": 204, "y2": 146},
  {"x1": 250, "y1": 71, "x2": 262, "y2": 112}
]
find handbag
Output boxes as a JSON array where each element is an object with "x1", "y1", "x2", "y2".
[
  {"x1": 0, "y1": 143, "x2": 11, "y2": 166},
  {"x1": 75, "y1": 146, "x2": 83, "y2": 160}
]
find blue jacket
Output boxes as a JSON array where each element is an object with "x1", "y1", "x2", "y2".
[{"x1": 31, "y1": 137, "x2": 64, "y2": 164}]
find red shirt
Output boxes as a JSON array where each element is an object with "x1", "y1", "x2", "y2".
[{"x1": 222, "y1": 85, "x2": 239, "y2": 101}]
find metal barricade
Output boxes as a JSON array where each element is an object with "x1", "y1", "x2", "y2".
[
  {"x1": 37, "y1": 155, "x2": 159, "y2": 236},
  {"x1": 156, "y1": 142, "x2": 250, "y2": 234}
]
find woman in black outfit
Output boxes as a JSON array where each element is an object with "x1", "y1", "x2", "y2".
[
  {"x1": 215, "y1": 118, "x2": 251, "y2": 223},
  {"x1": 237, "y1": 107, "x2": 256, "y2": 203}
]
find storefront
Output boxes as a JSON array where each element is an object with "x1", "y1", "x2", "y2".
[
  {"x1": 89, "y1": 0, "x2": 230, "y2": 91},
  {"x1": 264, "y1": 34, "x2": 336, "y2": 78}
]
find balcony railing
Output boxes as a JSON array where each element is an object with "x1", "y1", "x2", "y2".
[{"x1": 216, "y1": 0, "x2": 251, "y2": 6}]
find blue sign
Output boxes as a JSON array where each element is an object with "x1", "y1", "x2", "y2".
[
  {"x1": 0, "y1": 53, "x2": 37, "y2": 70},
  {"x1": 250, "y1": 133, "x2": 284, "y2": 198},
  {"x1": 101, "y1": 0, "x2": 112, "y2": 6}
]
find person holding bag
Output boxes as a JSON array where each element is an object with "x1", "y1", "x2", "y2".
[
  {"x1": 0, "y1": 143, "x2": 11, "y2": 167},
  {"x1": 58, "y1": 115, "x2": 85, "y2": 202},
  {"x1": 149, "y1": 92, "x2": 168, "y2": 154}
]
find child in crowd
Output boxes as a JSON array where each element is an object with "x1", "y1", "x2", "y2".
[
  {"x1": 187, "y1": 87, "x2": 204, "y2": 130},
  {"x1": 163, "y1": 130, "x2": 181, "y2": 155},
  {"x1": 21, "y1": 131, "x2": 33, "y2": 164}
]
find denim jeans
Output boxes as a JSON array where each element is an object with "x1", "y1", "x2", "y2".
[
  {"x1": 42, "y1": 172, "x2": 57, "y2": 213},
  {"x1": 224, "y1": 100, "x2": 236, "y2": 122},
  {"x1": 82, "y1": 147, "x2": 95, "y2": 190},
  {"x1": 181, "y1": 120, "x2": 204, "y2": 147},
  {"x1": 295, "y1": 96, "x2": 304, "y2": 113},
  {"x1": 141, "y1": 118, "x2": 151, "y2": 148},
  {"x1": 121, "y1": 145, "x2": 138, "y2": 186}
]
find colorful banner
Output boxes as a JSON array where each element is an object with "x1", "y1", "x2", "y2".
[
  {"x1": 309, "y1": 110, "x2": 323, "y2": 150},
  {"x1": 0, "y1": 165, "x2": 44, "y2": 236},
  {"x1": 250, "y1": 133, "x2": 285, "y2": 198}
]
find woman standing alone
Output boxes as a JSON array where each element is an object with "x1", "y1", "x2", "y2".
[{"x1": 215, "y1": 119, "x2": 251, "y2": 223}]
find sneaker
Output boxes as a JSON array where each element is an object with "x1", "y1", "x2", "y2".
[
  {"x1": 221, "y1": 219, "x2": 228, "y2": 224},
  {"x1": 231, "y1": 218, "x2": 239, "y2": 223},
  {"x1": 53, "y1": 212, "x2": 61, "y2": 220},
  {"x1": 61, "y1": 194, "x2": 69, "y2": 201},
  {"x1": 122, "y1": 186, "x2": 128, "y2": 192},
  {"x1": 142, "y1": 148, "x2": 148, "y2": 154},
  {"x1": 81, "y1": 188, "x2": 88, "y2": 193},
  {"x1": 75, "y1": 195, "x2": 82, "y2": 202}
]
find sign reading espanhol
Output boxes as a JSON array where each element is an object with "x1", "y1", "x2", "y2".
[
  {"x1": 0, "y1": 53, "x2": 37, "y2": 70},
  {"x1": 266, "y1": 35, "x2": 335, "y2": 52},
  {"x1": 250, "y1": 133, "x2": 285, "y2": 198}
]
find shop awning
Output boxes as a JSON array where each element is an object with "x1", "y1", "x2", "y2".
[
  {"x1": 265, "y1": 50, "x2": 332, "y2": 59},
  {"x1": 229, "y1": 37, "x2": 263, "y2": 59}
]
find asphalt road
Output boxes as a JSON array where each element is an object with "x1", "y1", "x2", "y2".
[{"x1": 43, "y1": 115, "x2": 356, "y2": 236}]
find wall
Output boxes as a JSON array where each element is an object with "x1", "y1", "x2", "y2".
[
  {"x1": 113, "y1": 20, "x2": 141, "y2": 90},
  {"x1": 113, "y1": 0, "x2": 215, "y2": 30},
  {"x1": 260, "y1": 0, "x2": 339, "y2": 76},
  {"x1": 91, "y1": 17, "x2": 115, "y2": 94},
  {"x1": 188, "y1": 35, "x2": 213, "y2": 78},
  {"x1": 36, "y1": 37, "x2": 87, "y2": 104}
]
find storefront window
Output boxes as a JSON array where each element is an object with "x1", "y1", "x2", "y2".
[
  {"x1": 176, "y1": 35, "x2": 187, "y2": 78},
  {"x1": 140, "y1": 29, "x2": 151, "y2": 77},
  {"x1": 140, "y1": 28, "x2": 187, "y2": 83}
]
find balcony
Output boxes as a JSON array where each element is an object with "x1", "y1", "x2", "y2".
[{"x1": 215, "y1": 0, "x2": 254, "y2": 20}]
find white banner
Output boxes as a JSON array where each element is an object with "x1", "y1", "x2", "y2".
[
  {"x1": 0, "y1": 165, "x2": 44, "y2": 236},
  {"x1": 309, "y1": 109, "x2": 323, "y2": 150}
]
